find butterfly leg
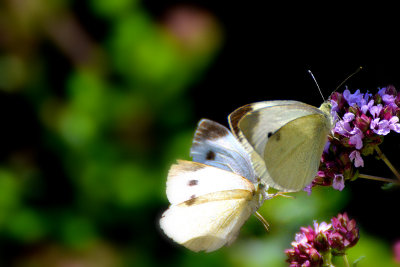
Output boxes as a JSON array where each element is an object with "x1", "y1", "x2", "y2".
[{"x1": 254, "y1": 211, "x2": 269, "y2": 231}]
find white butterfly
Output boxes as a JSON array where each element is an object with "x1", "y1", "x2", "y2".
[
  {"x1": 229, "y1": 100, "x2": 333, "y2": 192},
  {"x1": 160, "y1": 100, "x2": 333, "y2": 252},
  {"x1": 160, "y1": 119, "x2": 268, "y2": 252}
]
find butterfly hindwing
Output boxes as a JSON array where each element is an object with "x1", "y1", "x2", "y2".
[
  {"x1": 263, "y1": 113, "x2": 331, "y2": 191},
  {"x1": 190, "y1": 119, "x2": 256, "y2": 183},
  {"x1": 160, "y1": 189, "x2": 258, "y2": 252}
]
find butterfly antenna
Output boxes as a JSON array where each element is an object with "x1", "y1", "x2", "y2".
[
  {"x1": 333, "y1": 66, "x2": 363, "y2": 93},
  {"x1": 308, "y1": 70, "x2": 326, "y2": 101},
  {"x1": 254, "y1": 211, "x2": 269, "y2": 232}
]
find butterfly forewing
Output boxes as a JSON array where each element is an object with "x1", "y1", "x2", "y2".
[
  {"x1": 166, "y1": 160, "x2": 255, "y2": 206},
  {"x1": 228, "y1": 101, "x2": 332, "y2": 192}
]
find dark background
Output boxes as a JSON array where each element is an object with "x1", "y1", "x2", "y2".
[{"x1": 0, "y1": 1, "x2": 399, "y2": 266}]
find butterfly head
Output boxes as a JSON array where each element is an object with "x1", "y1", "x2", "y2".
[{"x1": 319, "y1": 101, "x2": 332, "y2": 117}]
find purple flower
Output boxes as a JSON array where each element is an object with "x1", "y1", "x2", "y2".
[
  {"x1": 332, "y1": 174, "x2": 345, "y2": 191},
  {"x1": 370, "y1": 117, "x2": 400, "y2": 135},
  {"x1": 312, "y1": 86, "x2": 400, "y2": 191},
  {"x1": 349, "y1": 150, "x2": 364, "y2": 167},
  {"x1": 361, "y1": 99, "x2": 374, "y2": 114},
  {"x1": 334, "y1": 120, "x2": 352, "y2": 136},
  {"x1": 343, "y1": 112, "x2": 355, "y2": 122},
  {"x1": 389, "y1": 116, "x2": 400, "y2": 132},
  {"x1": 349, "y1": 127, "x2": 364, "y2": 149},
  {"x1": 378, "y1": 87, "x2": 385, "y2": 96},
  {"x1": 370, "y1": 104, "x2": 383, "y2": 118},
  {"x1": 383, "y1": 94, "x2": 396, "y2": 105},
  {"x1": 304, "y1": 183, "x2": 313, "y2": 195},
  {"x1": 343, "y1": 89, "x2": 364, "y2": 107},
  {"x1": 371, "y1": 118, "x2": 389, "y2": 135}
]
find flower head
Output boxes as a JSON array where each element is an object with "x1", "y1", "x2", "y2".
[
  {"x1": 306, "y1": 86, "x2": 400, "y2": 193},
  {"x1": 329, "y1": 213, "x2": 359, "y2": 254},
  {"x1": 286, "y1": 213, "x2": 359, "y2": 266}
]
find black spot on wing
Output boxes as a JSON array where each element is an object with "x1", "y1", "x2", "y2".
[
  {"x1": 188, "y1": 180, "x2": 198, "y2": 186},
  {"x1": 267, "y1": 130, "x2": 280, "y2": 141},
  {"x1": 206, "y1": 150, "x2": 216, "y2": 160}
]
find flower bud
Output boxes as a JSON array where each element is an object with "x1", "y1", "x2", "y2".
[
  {"x1": 314, "y1": 231, "x2": 330, "y2": 251},
  {"x1": 355, "y1": 114, "x2": 371, "y2": 132},
  {"x1": 374, "y1": 93, "x2": 383, "y2": 105},
  {"x1": 328, "y1": 213, "x2": 360, "y2": 255},
  {"x1": 382, "y1": 105, "x2": 395, "y2": 120},
  {"x1": 385, "y1": 85, "x2": 397, "y2": 96}
]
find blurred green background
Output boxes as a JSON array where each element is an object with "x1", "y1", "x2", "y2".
[{"x1": 1, "y1": 1, "x2": 400, "y2": 266}]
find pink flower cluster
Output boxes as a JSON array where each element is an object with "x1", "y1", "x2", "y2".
[
  {"x1": 306, "y1": 86, "x2": 400, "y2": 193},
  {"x1": 285, "y1": 213, "x2": 359, "y2": 267}
]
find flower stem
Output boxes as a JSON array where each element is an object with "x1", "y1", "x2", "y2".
[
  {"x1": 375, "y1": 146, "x2": 400, "y2": 181},
  {"x1": 358, "y1": 173, "x2": 400, "y2": 185},
  {"x1": 342, "y1": 254, "x2": 350, "y2": 267},
  {"x1": 321, "y1": 251, "x2": 335, "y2": 267}
]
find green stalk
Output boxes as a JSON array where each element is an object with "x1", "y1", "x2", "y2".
[
  {"x1": 342, "y1": 254, "x2": 350, "y2": 267},
  {"x1": 375, "y1": 146, "x2": 400, "y2": 181},
  {"x1": 358, "y1": 173, "x2": 400, "y2": 185},
  {"x1": 321, "y1": 250, "x2": 335, "y2": 267}
]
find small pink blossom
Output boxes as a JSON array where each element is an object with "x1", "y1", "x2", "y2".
[
  {"x1": 361, "y1": 99, "x2": 374, "y2": 114},
  {"x1": 389, "y1": 116, "x2": 400, "y2": 132},
  {"x1": 349, "y1": 150, "x2": 364, "y2": 167},
  {"x1": 349, "y1": 127, "x2": 364, "y2": 149},
  {"x1": 370, "y1": 104, "x2": 383, "y2": 118},
  {"x1": 332, "y1": 174, "x2": 345, "y2": 191},
  {"x1": 343, "y1": 112, "x2": 355, "y2": 122},
  {"x1": 314, "y1": 221, "x2": 332, "y2": 234}
]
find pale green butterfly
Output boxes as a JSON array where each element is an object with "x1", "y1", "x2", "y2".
[{"x1": 228, "y1": 100, "x2": 333, "y2": 192}]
